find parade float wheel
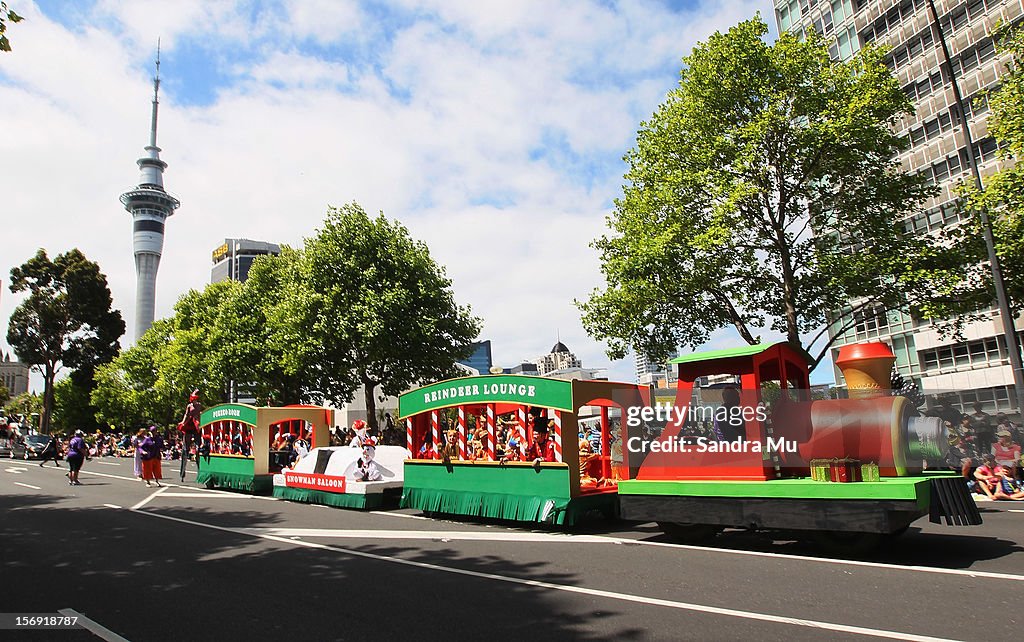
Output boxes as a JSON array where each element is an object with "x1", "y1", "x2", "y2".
[{"x1": 657, "y1": 522, "x2": 721, "y2": 543}]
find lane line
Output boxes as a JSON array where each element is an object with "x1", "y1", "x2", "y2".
[
  {"x1": 128, "y1": 508, "x2": 959, "y2": 642},
  {"x1": 369, "y1": 510, "x2": 431, "y2": 521},
  {"x1": 103, "y1": 504, "x2": 122, "y2": 509},
  {"x1": 46, "y1": 457, "x2": 1024, "y2": 583},
  {"x1": 244, "y1": 527, "x2": 620, "y2": 543},
  {"x1": 130, "y1": 486, "x2": 168, "y2": 510},
  {"x1": 57, "y1": 608, "x2": 130, "y2": 642},
  {"x1": 5, "y1": 467, "x2": 25, "y2": 474},
  {"x1": 93, "y1": 461, "x2": 123, "y2": 467},
  {"x1": 159, "y1": 492, "x2": 256, "y2": 499},
  {"x1": 601, "y1": 536, "x2": 1024, "y2": 583},
  {"x1": 13, "y1": 482, "x2": 40, "y2": 490}
]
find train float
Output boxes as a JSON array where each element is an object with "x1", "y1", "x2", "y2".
[{"x1": 197, "y1": 341, "x2": 981, "y2": 545}]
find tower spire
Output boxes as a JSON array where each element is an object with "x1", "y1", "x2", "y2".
[
  {"x1": 121, "y1": 39, "x2": 180, "y2": 343},
  {"x1": 150, "y1": 38, "x2": 160, "y2": 147}
]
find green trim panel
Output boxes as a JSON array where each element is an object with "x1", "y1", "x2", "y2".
[
  {"x1": 669, "y1": 343, "x2": 777, "y2": 365},
  {"x1": 201, "y1": 404, "x2": 258, "y2": 427},
  {"x1": 273, "y1": 486, "x2": 381, "y2": 509},
  {"x1": 399, "y1": 375, "x2": 572, "y2": 418},
  {"x1": 618, "y1": 477, "x2": 933, "y2": 506},
  {"x1": 196, "y1": 471, "x2": 273, "y2": 494}
]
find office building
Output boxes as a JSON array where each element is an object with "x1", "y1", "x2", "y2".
[
  {"x1": 776, "y1": 0, "x2": 1024, "y2": 415},
  {"x1": 210, "y1": 238, "x2": 281, "y2": 283},
  {"x1": 0, "y1": 353, "x2": 29, "y2": 396}
]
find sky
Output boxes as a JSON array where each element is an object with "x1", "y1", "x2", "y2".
[{"x1": 0, "y1": 0, "x2": 836, "y2": 391}]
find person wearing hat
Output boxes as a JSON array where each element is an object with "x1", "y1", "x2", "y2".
[
  {"x1": 525, "y1": 420, "x2": 557, "y2": 464},
  {"x1": 991, "y1": 429, "x2": 1021, "y2": 476},
  {"x1": 178, "y1": 389, "x2": 202, "y2": 482},
  {"x1": 944, "y1": 434, "x2": 973, "y2": 478},
  {"x1": 66, "y1": 430, "x2": 89, "y2": 486},
  {"x1": 349, "y1": 419, "x2": 368, "y2": 448}
]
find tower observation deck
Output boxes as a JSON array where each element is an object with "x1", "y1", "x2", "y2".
[{"x1": 121, "y1": 45, "x2": 180, "y2": 342}]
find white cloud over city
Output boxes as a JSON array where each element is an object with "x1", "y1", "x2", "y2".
[{"x1": 1, "y1": 0, "x2": 799, "y2": 388}]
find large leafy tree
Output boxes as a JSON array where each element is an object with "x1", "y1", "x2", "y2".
[
  {"x1": 91, "y1": 319, "x2": 181, "y2": 431},
  {"x1": 953, "y1": 25, "x2": 1024, "y2": 318},
  {"x1": 580, "y1": 18, "x2": 958, "y2": 370},
  {"x1": 294, "y1": 203, "x2": 482, "y2": 430},
  {"x1": 213, "y1": 248, "x2": 316, "y2": 405},
  {"x1": 7, "y1": 249, "x2": 124, "y2": 432}
]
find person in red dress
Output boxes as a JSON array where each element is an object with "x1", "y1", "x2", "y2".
[{"x1": 525, "y1": 421, "x2": 557, "y2": 463}]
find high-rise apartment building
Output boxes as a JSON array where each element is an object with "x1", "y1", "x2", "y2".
[
  {"x1": 533, "y1": 341, "x2": 582, "y2": 376},
  {"x1": 210, "y1": 238, "x2": 281, "y2": 284},
  {"x1": 775, "y1": 0, "x2": 1024, "y2": 415},
  {"x1": 634, "y1": 348, "x2": 679, "y2": 386}
]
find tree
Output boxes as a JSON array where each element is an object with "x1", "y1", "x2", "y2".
[
  {"x1": 952, "y1": 25, "x2": 1024, "y2": 319},
  {"x1": 293, "y1": 203, "x2": 482, "y2": 430},
  {"x1": 0, "y1": 2, "x2": 23, "y2": 52},
  {"x1": 579, "y1": 18, "x2": 960, "y2": 371},
  {"x1": 4, "y1": 391, "x2": 41, "y2": 426},
  {"x1": 212, "y1": 248, "x2": 316, "y2": 405},
  {"x1": 91, "y1": 319, "x2": 182, "y2": 431},
  {"x1": 7, "y1": 249, "x2": 125, "y2": 432}
]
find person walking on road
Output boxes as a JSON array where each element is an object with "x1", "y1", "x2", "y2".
[
  {"x1": 38, "y1": 434, "x2": 62, "y2": 467},
  {"x1": 131, "y1": 428, "x2": 145, "y2": 480},
  {"x1": 66, "y1": 430, "x2": 89, "y2": 486},
  {"x1": 179, "y1": 389, "x2": 202, "y2": 482},
  {"x1": 140, "y1": 429, "x2": 163, "y2": 488}
]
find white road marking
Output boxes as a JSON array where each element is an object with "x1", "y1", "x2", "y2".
[
  {"x1": 5, "y1": 467, "x2": 26, "y2": 473},
  {"x1": 604, "y1": 536, "x2": 1024, "y2": 583},
  {"x1": 130, "y1": 508, "x2": 960, "y2": 642},
  {"x1": 13, "y1": 482, "x2": 40, "y2": 489},
  {"x1": 103, "y1": 504, "x2": 122, "y2": 509},
  {"x1": 66, "y1": 458, "x2": 1023, "y2": 583},
  {"x1": 369, "y1": 510, "x2": 431, "y2": 520},
  {"x1": 1008, "y1": 509, "x2": 1024, "y2": 513},
  {"x1": 93, "y1": 461, "x2": 123, "y2": 467},
  {"x1": 244, "y1": 527, "x2": 619, "y2": 543},
  {"x1": 130, "y1": 486, "x2": 168, "y2": 510},
  {"x1": 57, "y1": 608, "x2": 130, "y2": 642},
  {"x1": 160, "y1": 492, "x2": 256, "y2": 499}
]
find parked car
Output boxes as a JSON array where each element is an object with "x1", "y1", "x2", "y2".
[{"x1": 21, "y1": 434, "x2": 52, "y2": 460}]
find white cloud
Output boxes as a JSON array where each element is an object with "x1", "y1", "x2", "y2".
[{"x1": 1, "y1": 0, "x2": 782, "y2": 391}]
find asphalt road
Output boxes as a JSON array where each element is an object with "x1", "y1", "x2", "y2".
[{"x1": 2, "y1": 455, "x2": 1022, "y2": 641}]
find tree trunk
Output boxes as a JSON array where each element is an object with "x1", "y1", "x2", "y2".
[
  {"x1": 361, "y1": 374, "x2": 379, "y2": 434},
  {"x1": 41, "y1": 363, "x2": 56, "y2": 434}
]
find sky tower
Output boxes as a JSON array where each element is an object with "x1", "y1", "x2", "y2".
[{"x1": 121, "y1": 45, "x2": 180, "y2": 342}]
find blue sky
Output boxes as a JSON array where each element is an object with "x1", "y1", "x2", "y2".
[{"x1": 2, "y1": 0, "x2": 839, "y2": 388}]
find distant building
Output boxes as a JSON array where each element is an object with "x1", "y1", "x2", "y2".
[
  {"x1": 458, "y1": 340, "x2": 493, "y2": 375},
  {"x1": 505, "y1": 363, "x2": 540, "y2": 375},
  {"x1": 533, "y1": 341, "x2": 582, "y2": 376},
  {"x1": 0, "y1": 353, "x2": 30, "y2": 396},
  {"x1": 211, "y1": 238, "x2": 281, "y2": 284},
  {"x1": 635, "y1": 348, "x2": 680, "y2": 387}
]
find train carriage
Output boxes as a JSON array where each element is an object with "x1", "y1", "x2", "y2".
[
  {"x1": 397, "y1": 375, "x2": 649, "y2": 526},
  {"x1": 196, "y1": 403, "x2": 332, "y2": 493}
]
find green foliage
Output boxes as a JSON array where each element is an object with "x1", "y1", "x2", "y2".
[
  {"x1": 4, "y1": 391, "x2": 41, "y2": 424},
  {"x1": 951, "y1": 24, "x2": 1024, "y2": 321},
  {"x1": 0, "y1": 2, "x2": 23, "y2": 53},
  {"x1": 294, "y1": 203, "x2": 482, "y2": 428},
  {"x1": 0, "y1": 383, "x2": 8, "y2": 408},
  {"x1": 7, "y1": 249, "x2": 125, "y2": 432},
  {"x1": 580, "y1": 18, "x2": 958, "y2": 370},
  {"x1": 91, "y1": 204, "x2": 479, "y2": 432}
]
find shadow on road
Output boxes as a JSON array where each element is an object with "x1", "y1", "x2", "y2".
[{"x1": 1, "y1": 494, "x2": 645, "y2": 641}]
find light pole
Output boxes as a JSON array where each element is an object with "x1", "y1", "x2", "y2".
[{"x1": 927, "y1": 0, "x2": 1024, "y2": 417}]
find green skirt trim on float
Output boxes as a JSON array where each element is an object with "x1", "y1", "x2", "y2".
[
  {"x1": 401, "y1": 486, "x2": 618, "y2": 526},
  {"x1": 272, "y1": 486, "x2": 383, "y2": 509},
  {"x1": 196, "y1": 470, "x2": 273, "y2": 494}
]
